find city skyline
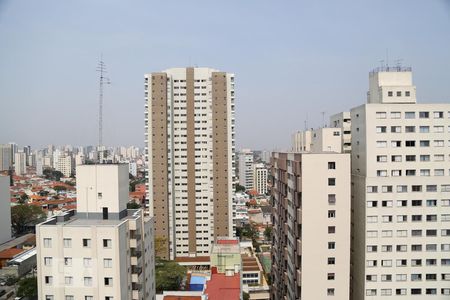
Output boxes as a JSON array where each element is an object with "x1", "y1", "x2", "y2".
[{"x1": 1, "y1": 0, "x2": 450, "y2": 150}]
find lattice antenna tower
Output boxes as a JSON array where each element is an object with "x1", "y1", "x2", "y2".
[{"x1": 96, "y1": 56, "x2": 111, "y2": 148}]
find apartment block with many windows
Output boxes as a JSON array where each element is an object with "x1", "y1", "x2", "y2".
[
  {"x1": 36, "y1": 164, "x2": 155, "y2": 300},
  {"x1": 144, "y1": 67, "x2": 235, "y2": 259},
  {"x1": 351, "y1": 67, "x2": 450, "y2": 299},
  {"x1": 271, "y1": 148, "x2": 351, "y2": 299}
]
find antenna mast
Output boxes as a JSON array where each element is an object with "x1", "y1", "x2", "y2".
[{"x1": 96, "y1": 56, "x2": 110, "y2": 148}]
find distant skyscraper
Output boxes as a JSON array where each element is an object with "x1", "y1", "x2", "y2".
[
  {"x1": 253, "y1": 163, "x2": 267, "y2": 195},
  {"x1": 0, "y1": 144, "x2": 12, "y2": 171},
  {"x1": 56, "y1": 153, "x2": 72, "y2": 177},
  {"x1": 36, "y1": 152, "x2": 44, "y2": 176},
  {"x1": 36, "y1": 164, "x2": 155, "y2": 300},
  {"x1": 14, "y1": 152, "x2": 26, "y2": 176},
  {"x1": 239, "y1": 149, "x2": 254, "y2": 190},
  {"x1": 145, "y1": 67, "x2": 236, "y2": 259}
]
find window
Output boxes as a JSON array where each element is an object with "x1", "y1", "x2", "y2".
[
  {"x1": 442, "y1": 215, "x2": 450, "y2": 222},
  {"x1": 104, "y1": 277, "x2": 113, "y2": 286},
  {"x1": 367, "y1": 216, "x2": 378, "y2": 223},
  {"x1": 420, "y1": 169, "x2": 430, "y2": 176},
  {"x1": 398, "y1": 200, "x2": 407, "y2": 207},
  {"x1": 83, "y1": 258, "x2": 92, "y2": 267},
  {"x1": 376, "y1": 112, "x2": 386, "y2": 119},
  {"x1": 103, "y1": 258, "x2": 113, "y2": 268},
  {"x1": 381, "y1": 289, "x2": 392, "y2": 296},
  {"x1": 367, "y1": 201, "x2": 377, "y2": 207},
  {"x1": 391, "y1": 140, "x2": 401, "y2": 147},
  {"x1": 391, "y1": 170, "x2": 401, "y2": 177},
  {"x1": 367, "y1": 245, "x2": 377, "y2": 252},
  {"x1": 396, "y1": 289, "x2": 406, "y2": 295},
  {"x1": 396, "y1": 259, "x2": 407, "y2": 266},
  {"x1": 366, "y1": 274, "x2": 377, "y2": 281},
  {"x1": 419, "y1": 111, "x2": 429, "y2": 118},
  {"x1": 397, "y1": 185, "x2": 407, "y2": 193},
  {"x1": 382, "y1": 200, "x2": 392, "y2": 207},
  {"x1": 411, "y1": 274, "x2": 422, "y2": 281},
  {"x1": 382, "y1": 185, "x2": 392, "y2": 193},
  {"x1": 328, "y1": 226, "x2": 336, "y2": 234},
  {"x1": 328, "y1": 178, "x2": 335, "y2": 186},
  {"x1": 376, "y1": 155, "x2": 387, "y2": 162},
  {"x1": 442, "y1": 185, "x2": 450, "y2": 192},
  {"x1": 327, "y1": 273, "x2": 335, "y2": 280},
  {"x1": 396, "y1": 91, "x2": 402, "y2": 96},
  {"x1": 426, "y1": 274, "x2": 437, "y2": 281},
  {"x1": 382, "y1": 230, "x2": 393, "y2": 237},
  {"x1": 434, "y1": 126, "x2": 444, "y2": 133},
  {"x1": 406, "y1": 155, "x2": 416, "y2": 161},
  {"x1": 434, "y1": 154, "x2": 445, "y2": 161},
  {"x1": 328, "y1": 242, "x2": 335, "y2": 249},
  {"x1": 406, "y1": 170, "x2": 416, "y2": 176},
  {"x1": 426, "y1": 185, "x2": 437, "y2": 192},
  {"x1": 405, "y1": 111, "x2": 415, "y2": 119},
  {"x1": 397, "y1": 245, "x2": 407, "y2": 252},
  {"x1": 405, "y1": 126, "x2": 415, "y2": 133},
  {"x1": 434, "y1": 140, "x2": 444, "y2": 147},
  {"x1": 396, "y1": 274, "x2": 407, "y2": 281},
  {"x1": 412, "y1": 215, "x2": 422, "y2": 222},
  {"x1": 327, "y1": 257, "x2": 335, "y2": 265},
  {"x1": 328, "y1": 194, "x2": 336, "y2": 205},
  {"x1": 367, "y1": 231, "x2": 378, "y2": 238},
  {"x1": 328, "y1": 210, "x2": 336, "y2": 218},
  {"x1": 43, "y1": 238, "x2": 52, "y2": 248},
  {"x1": 443, "y1": 199, "x2": 450, "y2": 207},
  {"x1": 376, "y1": 141, "x2": 387, "y2": 148},
  {"x1": 442, "y1": 229, "x2": 450, "y2": 236},
  {"x1": 377, "y1": 170, "x2": 387, "y2": 177},
  {"x1": 391, "y1": 155, "x2": 402, "y2": 162},
  {"x1": 65, "y1": 276, "x2": 73, "y2": 285},
  {"x1": 381, "y1": 259, "x2": 392, "y2": 267},
  {"x1": 83, "y1": 238, "x2": 91, "y2": 248},
  {"x1": 411, "y1": 244, "x2": 422, "y2": 251},
  {"x1": 433, "y1": 111, "x2": 444, "y2": 118},
  {"x1": 412, "y1": 230, "x2": 422, "y2": 237},
  {"x1": 391, "y1": 126, "x2": 401, "y2": 133},
  {"x1": 426, "y1": 229, "x2": 437, "y2": 236},
  {"x1": 328, "y1": 162, "x2": 336, "y2": 169},
  {"x1": 382, "y1": 215, "x2": 393, "y2": 223},
  {"x1": 382, "y1": 245, "x2": 392, "y2": 252},
  {"x1": 420, "y1": 140, "x2": 430, "y2": 147},
  {"x1": 411, "y1": 288, "x2": 422, "y2": 295},
  {"x1": 367, "y1": 186, "x2": 378, "y2": 193},
  {"x1": 85, "y1": 297, "x2": 93, "y2": 300},
  {"x1": 63, "y1": 238, "x2": 72, "y2": 248},
  {"x1": 391, "y1": 111, "x2": 401, "y2": 118},
  {"x1": 412, "y1": 185, "x2": 422, "y2": 192},
  {"x1": 65, "y1": 296, "x2": 74, "y2": 300},
  {"x1": 103, "y1": 239, "x2": 112, "y2": 248},
  {"x1": 405, "y1": 140, "x2": 415, "y2": 147},
  {"x1": 427, "y1": 244, "x2": 437, "y2": 251},
  {"x1": 376, "y1": 126, "x2": 387, "y2": 133},
  {"x1": 44, "y1": 257, "x2": 52, "y2": 266},
  {"x1": 435, "y1": 169, "x2": 445, "y2": 176},
  {"x1": 420, "y1": 155, "x2": 430, "y2": 161},
  {"x1": 405, "y1": 91, "x2": 410, "y2": 96},
  {"x1": 64, "y1": 257, "x2": 72, "y2": 266},
  {"x1": 366, "y1": 289, "x2": 376, "y2": 296},
  {"x1": 84, "y1": 277, "x2": 93, "y2": 286},
  {"x1": 397, "y1": 230, "x2": 407, "y2": 237},
  {"x1": 327, "y1": 288, "x2": 335, "y2": 296},
  {"x1": 419, "y1": 126, "x2": 429, "y2": 133},
  {"x1": 397, "y1": 215, "x2": 407, "y2": 222},
  {"x1": 45, "y1": 296, "x2": 54, "y2": 300},
  {"x1": 381, "y1": 274, "x2": 392, "y2": 282},
  {"x1": 44, "y1": 276, "x2": 53, "y2": 285},
  {"x1": 388, "y1": 91, "x2": 393, "y2": 97},
  {"x1": 97, "y1": 192, "x2": 102, "y2": 199},
  {"x1": 426, "y1": 199, "x2": 437, "y2": 207},
  {"x1": 412, "y1": 200, "x2": 422, "y2": 206}
]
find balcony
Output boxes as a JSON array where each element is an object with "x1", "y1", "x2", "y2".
[
  {"x1": 296, "y1": 208, "x2": 302, "y2": 223},
  {"x1": 132, "y1": 290, "x2": 139, "y2": 300},
  {"x1": 296, "y1": 177, "x2": 302, "y2": 190},
  {"x1": 132, "y1": 273, "x2": 139, "y2": 283},
  {"x1": 296, "y1": 269, "x2": 302, "y2": 286},
  {"x1": 296, "y1": 239, "x2": 302, "y2": 254},
  {"x1": 130, "y1": 238, "x2": 137, "y2": 248},
  {"x1": 131, "y1": 256, "x2": 138, "y2": 265}
]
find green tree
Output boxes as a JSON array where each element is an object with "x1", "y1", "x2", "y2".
[
  {"x1": 243, "y1": 292, "x2": 250, "y2": 300},
  {"x1": 264, "y1": 226, "x2": 272, "y2": 241},
  {"x1": 154, "y1": 236, "x2": 168, "y2": 258},
  {"x1": 235, "y1": 184, "x2": 246, "y2": 193},
  {"x1": 16, "y1": 276, "x2": 37, "y2": 298},
  {"x1": 155, "y1": 259, "x2": 186, "y2": 293},
  {"x1": 19, "y1": 193, "x2": 29, "y2": 204},
  {"x1": 53, "y1": 185, "x2": 67, "y2": 192},
  {"x1": 127, "y1": 202, "x2": 141, "y2": 209},
  {"x1": 11, "y1": 205, "x2": 46, "y2": 235}
]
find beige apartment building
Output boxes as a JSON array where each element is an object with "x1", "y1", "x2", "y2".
[
  {"x1": 253, "y1": 163, "x2": 268, "y2": 195},
  {"x1": 36, "y1": 164, "x2": 155, "y2": 300},
  {"x1": 144, "y1": 67, "x2": 235, "y2": 259},
  {"x1": 271, "y1": 139, "x2": 351, "y2": 299},
  {"x1": 239, "y1": 149, "x2": 254, "y2": 190},
  {"x1": 330, "y1": 111, "x2": 352, "y2": 153},
  {"x1": 0, "y1": 175, "x2": 11, "y2": 244},
  {"x1": 350, "y1": 67, "x2": 450, "y2": 298}
]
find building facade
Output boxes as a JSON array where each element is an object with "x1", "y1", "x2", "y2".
[
  {"x1": 145, "y1": 67, "x2": 235, "y2": 259},
  {"x1": 292, "y1": 127, "x2": 342, "y2": 153},
  {"x1": 271, "y1": 150, "x2": 351, "y2": 300},
  {"x1": 0, "y1": 144, "x2": 12, "y2": 171},
  {"x1": 14, "y1": 152, "x2": 26, "y2": 176},
  {"x1": 330, "y1": 111, "x2": 352, "y2": 153},
  {"x1": 351, "y1": 67, "x2": 450, "y2": 299},
  {"x1": 253, "y1": 163, "x2": 267, "y2": 195},
  {"x1": 56, "y1": 153, "x2": 72, "y2": 177},
  {"x1": 0, "y1": 176, "x2": 11, "y2": 244},
  {"x1": 239, "y1": 149, "x2": 254, "y2": 190},
  {"x1": 36, "y1": 164, "x2": 155, "y2": 300}
]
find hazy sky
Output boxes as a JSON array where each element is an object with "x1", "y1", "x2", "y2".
[{"x1": 1, "y1": 0, "x2": 450, "y2": 150}]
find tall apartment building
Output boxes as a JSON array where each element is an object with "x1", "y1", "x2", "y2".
[
  {"x1": 253, "y1": 163, "x2": 267, "y2": 195},
  {"x1": 0, "y1": 144, "x2": 12, "y2": 171},
  {"x1": 56, "y1": 153, "x2": 73, "y2": 177},
  {"x1": 330, "y1": 111, "x2": 352, "y2": 153},
  {"x1": 145, "y1": 67, "x2": 235, "y2": 259},
  {"x1": 239, "y1": 149, "x2": 254, "y2": 190},
  {"x1": 271, "y1": 139, "x2": 351, "y2": 299},
  {"x1": 36, "y1": 164, "x2": 155, "y2": 300},
  {"x1": 0, "y1": 175, "x2": 11, "y2": 244},
  {"x1": 14, "y1": 152, "x2": 26, "y2": 175},
  {"x1": 351, "y1": 67, "x2": 450, "y2": 298}
]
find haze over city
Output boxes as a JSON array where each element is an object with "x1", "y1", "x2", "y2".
[{"x1": 1, "y1": 0, "x2": 450, "y2": 149}]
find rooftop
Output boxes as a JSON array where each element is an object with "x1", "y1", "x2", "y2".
[{"x1": 204, "y1": 273, "x2": 241, "y2": 300}]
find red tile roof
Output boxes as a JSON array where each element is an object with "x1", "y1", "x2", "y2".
[
  {"x1": 204, "y1": 273, "x2": 240, "y2": 300},
  {"x1": 0, "y1": 248, "x2": 25, "y2": 259}
]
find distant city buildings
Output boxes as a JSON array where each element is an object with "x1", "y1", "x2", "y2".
[
  {"x1": 145, "y1": 67, "x2": 236, "y2": 259},
  {"x1": 36, "y1": 164, "x2": 155, "y2": 300},
  {"x1": 14, "y1": 152, "x2": 26, "y2": 176},
  {"x1": 239, "y1": 149, "x2": 254, "y2": 190},
  {"x1": 0, "y1": 144, "x2": 12, "y2": 171},
  {"x1": 253, "y1": 163, "x2": 267, "y2": 195}
]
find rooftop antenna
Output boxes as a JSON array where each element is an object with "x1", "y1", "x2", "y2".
[
  {"x1": 96, "y1": 55, "x2": 111, "y2": 149},
  {"x1": 321, "y1": 111, "x2": 326, "y2": 128},
  {"x1": 304, "y1": 113, "x2": 308, "y2": 130},
  {"x1": 386, "y1": 49, "x2": 389, "y2": 68},
  {"x1": 395, "y1": 59, "x2": 403, "y2": 70}
]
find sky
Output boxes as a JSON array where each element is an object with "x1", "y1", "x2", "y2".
[{"x1": 1, "y1": 0, "x2": 450, "y2": 150}]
